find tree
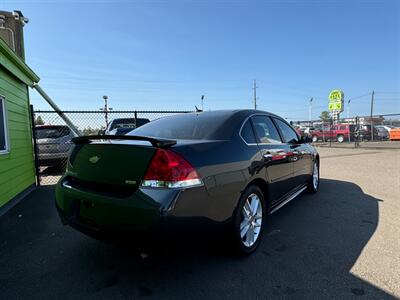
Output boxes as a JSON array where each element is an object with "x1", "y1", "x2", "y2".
[
  {"x1": 81, "y1": 127, "x2": 98, "y2": 136},
  {"x1": 319, "y1": 111, "x2": 331, "y2": 122},
  {"x1": 34, "y1": 115, "x2": 45, "y2": 125}
]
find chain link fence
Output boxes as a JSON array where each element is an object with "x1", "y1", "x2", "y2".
[
  {"x1": 292, "y1": 113, "x2": 400, "y2": 149},
  {"x1": 32, "y1": 110, "x2": 192, "y2": 185}
]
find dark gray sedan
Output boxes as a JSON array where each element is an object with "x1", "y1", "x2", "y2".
[{"x1": 56, "y1": 110, "x2": 319, "y2": 255}]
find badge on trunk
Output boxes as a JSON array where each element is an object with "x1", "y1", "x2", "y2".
[{"x1": 89, "y1": 156, "x2": 100, "y2": 164}]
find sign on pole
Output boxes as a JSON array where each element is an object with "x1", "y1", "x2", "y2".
[{"x1": 328, "y1": 89, "x2": 344, "y2": 113}]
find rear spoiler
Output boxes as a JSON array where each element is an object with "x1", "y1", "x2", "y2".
[{"x1": 72, "y1": 135, "x2": 177, "y2": 148}]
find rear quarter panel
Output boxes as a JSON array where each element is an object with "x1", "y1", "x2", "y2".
[{"x1": 171, "y1": 138, "x2": 264, "y2": 222}]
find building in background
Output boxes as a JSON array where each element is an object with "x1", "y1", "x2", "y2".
[{"x1": 0, "y1": 11, "x2": 39, "y2": 210}]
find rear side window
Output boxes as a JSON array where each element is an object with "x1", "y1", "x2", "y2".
[
  {"x1": 340, "y1": 125, "x2": 346, "y2": 130},
  {"x1": 251, "y1": 116, "x2": 282, "y2": 144},
  {"x1": 273, "y1": 118, "x2": 299, "y2": 144},
  {"x1": 240, "y1": 120, "x2": 257, "y2": 144}
]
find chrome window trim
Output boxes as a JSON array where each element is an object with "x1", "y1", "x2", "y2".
[{"x1": 239, "y1": 113, "x2": 284, "y2": 146}]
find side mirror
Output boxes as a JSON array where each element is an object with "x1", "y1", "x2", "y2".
[{"x1": 300, "y1": 135, "x2": 312, "y2": 143}]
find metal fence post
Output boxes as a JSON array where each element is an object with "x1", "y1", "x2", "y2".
[
  {"x1": 134, "y1": 110, "x2": 138, "y2": 127},
  {"x1": 29, "y1": 105, "x2": 41, "y2": 186}
]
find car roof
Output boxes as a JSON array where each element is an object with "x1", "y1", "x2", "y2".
[{"x1": 184, "y1": 109, "x2": 283, "y2": 120}]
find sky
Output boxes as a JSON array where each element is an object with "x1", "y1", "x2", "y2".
[{"x1": 1, "y1": 0, "x2": 399, "y2": 120}]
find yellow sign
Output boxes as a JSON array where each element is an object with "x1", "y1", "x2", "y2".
[
  {"x1": 328, "y1": 89, "x2": 344, "y2": 112},
  {"x1": 329, "y1": 90, "x2": 343, "y2": 101}
]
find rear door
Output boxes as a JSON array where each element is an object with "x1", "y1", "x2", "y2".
[{"x1": 250, "y1": 115, "x2": 296, "y2": 203}]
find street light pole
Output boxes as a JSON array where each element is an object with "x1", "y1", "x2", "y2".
[
  {"x1": 347, "y1": 99, "x2": 351, "y2": 118},
  {"x1": 309, "y1": 97, "x2": 313, "y2": 123},
  {"x1": 370, "y1": 90, "x2": 375, "y2": 141}
]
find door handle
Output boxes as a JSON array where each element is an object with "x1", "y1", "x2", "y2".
[{"x1": 263, "y1": 153, "x2": 273, "y2": 160}]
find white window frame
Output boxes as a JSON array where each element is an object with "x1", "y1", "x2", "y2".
[{"x1": 0, "y1": 95, "x2": 10, "y2": 154}]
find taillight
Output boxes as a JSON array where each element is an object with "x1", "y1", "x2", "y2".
[{"x1": 141, "y1": 149, "x2": 202, "y2": 188}]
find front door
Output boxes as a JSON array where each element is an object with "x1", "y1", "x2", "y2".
[
  {"x1": 272, "y1": 118, "x2": 313, "y2": 189},
  {"x1": 250, "y1": 115, "x2": 296, "y2": 204}
]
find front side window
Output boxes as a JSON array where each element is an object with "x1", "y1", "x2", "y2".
[
  {"x1": 251, "y1": 115, "x2": 282, "y2": 144},
  {"x1": 273, "y1": 118, "x2": 299, "y2": 144},
  {"x1": 0, "y1": 96, "x2": 9, "y2": 153}
]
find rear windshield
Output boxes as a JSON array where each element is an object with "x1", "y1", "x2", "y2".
[
  {"x1": 129, "y1": 113, "x2": 231, "y2": 140},
  {"x1": 36, "y1": 127, "x2": 70, "y2": 139},
  {"x1": 110, "y1": 118, "x2": 149, "y2": 130}
]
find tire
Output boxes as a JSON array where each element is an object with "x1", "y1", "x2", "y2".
[
  {"x1": 307, "y1": 160, "x2": 319, "y2": 193},
  {"x1": 337, "y1": 134, "x2": 344, "y2": 143},
  {"x1": 233, "y1": 185, "x2": 266, "y2": 255},
  {"x1": 312, "y1": 135, "x2": 318, "y2": 143}
]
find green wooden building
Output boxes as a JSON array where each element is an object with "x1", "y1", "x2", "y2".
[{"x1": 0, "y1": 37, "x2": 40, "y2": 209}]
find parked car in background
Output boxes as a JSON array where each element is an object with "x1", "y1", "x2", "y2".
[
  {"x1": 36, "y1": 125, "x2": 76, "y2": 168},
  {"x1": 294, "y1": 126, "x2": 304, "y2": 137},
  {"x1": 108, "y1": 127, "x2": 135, "y2": 135},
  {"x1": 56, "y1": 110, "x2": 320, "y2": 255},
  {"x1": 310, "y1": 124, "x2": 356, "y2": 143},
  {"x1": 374, "y1": 126, "x2": 390, "y2": 140},
  {"x1": 310, "y1": 123, "x2": 380, "y2": 143},
  {"x1": 104, "y1": 117, "x2": 150, "y2": 135}
]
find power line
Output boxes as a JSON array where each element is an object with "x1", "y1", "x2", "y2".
[
  {"x1": 375, "y1": 91, "x2": 400, "y2": 94},
  {"x1": 347, "y1": 92, "x2": 372, "y2": 101}
]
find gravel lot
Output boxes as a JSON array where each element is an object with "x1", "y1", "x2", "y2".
[{"x1": 0, "y1": 147, "x2": 399, "y2": 299}]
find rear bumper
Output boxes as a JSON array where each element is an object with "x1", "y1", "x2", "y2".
[{"x1": 55, "y1": 177, "x2": 230, "y2": 242}]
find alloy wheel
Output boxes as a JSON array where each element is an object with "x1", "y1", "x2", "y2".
[
  {"x1": 240, "y1": 193, "x2": 263, "y2": 248},
  {"x1": 313, "y1": 162, "x2": 319, "y2": 190}
]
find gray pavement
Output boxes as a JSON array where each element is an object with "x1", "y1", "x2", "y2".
[{"x1": 0, "y1": 147, "x2": 399, "y2": 299}]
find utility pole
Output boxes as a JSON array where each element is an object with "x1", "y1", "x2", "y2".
[
  {"x1": 100, "y1": 95, "x2": 112, "y2": 128},
  {"x1": 370, "y1": 90, "x2": 374, "y2": 141},
  {"x1": 253, "y1": 79, "x2": 258, "y2": 110},
  {"x1": 309, "y1": 97, "x2": 313, "y2": 123}
]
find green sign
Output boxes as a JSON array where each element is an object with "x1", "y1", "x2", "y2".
[
  {"x1": 328, "y1": 89, "x2": 344, "y2": 112},
  {"x1": 328, "y1": 101, "x2": 342, "y2": 111}
]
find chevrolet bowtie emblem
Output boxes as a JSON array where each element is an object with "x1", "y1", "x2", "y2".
[{"x1": 89, "y1": 156, "x2": 100, "y2": 164}]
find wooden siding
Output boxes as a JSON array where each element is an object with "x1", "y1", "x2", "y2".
[{"x1": 0, "y1": 66, "x2": 35, "y2": 206}]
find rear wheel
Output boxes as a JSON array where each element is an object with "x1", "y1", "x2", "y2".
[
  {"x1": 233, "y1": 185, "x2": 265, "y2": 255},
  {"x1": 337, "y1": 134, "x2": 344, "y2": 143},
  {"x1": 312, "y1": 135, "x2": 318, "y2": 143},
  {"x1": 307, "y1": 161, "x2": 319, "y2": 193}
]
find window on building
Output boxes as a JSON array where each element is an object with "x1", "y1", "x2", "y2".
[{"x1": 0, "y1": 96, "x2": 9, "y2": 153}]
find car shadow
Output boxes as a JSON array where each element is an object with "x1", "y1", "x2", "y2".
[{"x1": 0, "y1": 179, "x2": 395, "y2": 299}]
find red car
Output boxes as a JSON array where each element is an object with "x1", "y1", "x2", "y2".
[{"x1": 311, "y1": 124, "x2": 355, "y2": 143}]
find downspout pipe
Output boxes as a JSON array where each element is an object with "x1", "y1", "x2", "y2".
[{"x1": 32, "y1": 83, "x2": 81, "y2": 136}]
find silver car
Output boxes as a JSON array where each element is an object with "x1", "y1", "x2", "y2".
[{"x1": 36, "y1": 125, "x2": 76, "y2": 168}]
